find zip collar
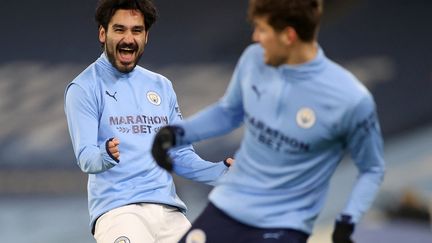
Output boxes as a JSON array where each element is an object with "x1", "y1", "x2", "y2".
[
  {"x1": 277, "y1": 47, "x2": 327, "y2": 80},
  {"x1": 96, "y1": 52, "x2": 136, "y2": 79}
]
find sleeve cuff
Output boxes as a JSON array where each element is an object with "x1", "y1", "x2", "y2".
[
  {"x1": 223, "y1": 159, "x2": 231, "y2": 168},
  {"x1": 337, "y1": 214, "x2": 355, "y2": 224}
]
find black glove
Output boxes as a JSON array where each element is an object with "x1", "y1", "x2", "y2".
[
  {"x1": 151, "y1": 126, "x2": 184, "y2": 172},
  {"x1": 332, "y1": 214, "x2": 355, "y2": 243}
]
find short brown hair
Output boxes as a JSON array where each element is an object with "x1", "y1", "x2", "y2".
[
  {"x1": 95, "y1": 0, "x2": 158, "y2": 31},
  {"x1": 248, "y1": 0, "x2": 322, "y2": 42}
]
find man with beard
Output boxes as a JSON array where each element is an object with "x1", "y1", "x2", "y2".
[
  {"x1": 152, "y1": 0, "x2": 385, "y2": 242},
  {"x1": 64, "y1": 0, "x2": 233, "y2": 242}
]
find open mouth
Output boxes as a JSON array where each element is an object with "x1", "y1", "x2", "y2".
[{"x1": 117, "y1": 46, "x2": 136, "y2": 64}]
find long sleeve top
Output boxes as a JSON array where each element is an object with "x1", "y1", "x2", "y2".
[
  {"x1": 175, "y1": 44, "x2": 385, "y2": 233},
  {"x1": 64, "y1": 53, "x2": 228, "y2": 231}
]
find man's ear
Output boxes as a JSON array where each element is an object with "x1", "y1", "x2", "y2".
[
  {"x1": 281, "y1": 26, "x2": 298, "y2": 45},
  {"x1": 99, "y1": 26, "x2": 106, "y2": 44},
  {"x1": 144, "y1": 32, "x2": 149, "y2": 45}
]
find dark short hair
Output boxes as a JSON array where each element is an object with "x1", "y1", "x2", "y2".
[
  {"x1": 248, "y1": 0, "x2": 322, "y2": 42},
  {"x1": 95, "y1": 0, "x2": 158, "y2": 31}
]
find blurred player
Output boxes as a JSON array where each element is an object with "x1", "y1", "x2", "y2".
[
  {"x1": 152, "y1": 0, "x2": 385, "y2": 242},
  {"x1": 64, "y1": 0, "x2": 232, "y2": 242}
]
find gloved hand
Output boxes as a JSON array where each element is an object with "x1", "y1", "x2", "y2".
[
  {"x1": 151, "y1": 126, "x2": 183, "y2": 172},
  {"x1": 332, "y1": 215, "x2": 355, "y2": 243}
]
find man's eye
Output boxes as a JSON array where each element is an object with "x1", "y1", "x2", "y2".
[{"x1": 132, "y1": 29, "x2": 144, "y2": 34}]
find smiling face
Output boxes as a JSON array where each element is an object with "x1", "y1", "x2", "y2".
[{"x1": 99, "y1": 9, "x2": 148, "y2": 73}]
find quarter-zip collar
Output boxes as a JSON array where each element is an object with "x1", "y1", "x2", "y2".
[
  {"x1": 277, "y1": 47, "x2": 327, "y2": 81},
  {"x1": 96, "y1": 52, "x2": 136, "y2": 79}
]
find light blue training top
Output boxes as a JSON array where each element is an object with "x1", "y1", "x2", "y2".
[
  {"x1": 64, "y1": 53, "x2": 228, "y2": 231},
  {"x1": 175, "y1": 44, "x2": 385, "y2": 234}
]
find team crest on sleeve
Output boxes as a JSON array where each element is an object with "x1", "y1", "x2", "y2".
[
  {"x1": 147, "y1": 91, "x2": 161, "y2": 106},
  {"x1": 186, "y1": 229, "x2": 207, "y2": 243},
  {"x1": 296, "y1": 107, "x2": 316, "y2": 129}
]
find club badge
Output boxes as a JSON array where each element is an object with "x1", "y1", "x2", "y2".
[
  {"x1": 114, "y1": 236, "x2": 130, "y2": 243},
  {"x1": 186, "y1": 229, "x2": 207, "y2": 243},
  {"x1": 147, "y1": 91, "x2": 161, "y2": 106},
  {"x1": 296, "y1": 107, "x2": 316, "y2": 129}
]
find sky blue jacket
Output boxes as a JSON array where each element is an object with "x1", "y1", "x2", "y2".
[
  {"x1": 176, "y1": 44, "x2": 385, "y2": 233},
  {"x1": 64, "y1": 53, "x2": 228, "y2": 231}
]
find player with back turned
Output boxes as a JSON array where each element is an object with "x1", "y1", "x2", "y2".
[
  {"x1": 64, "y1": 0, "x2": 233, "y2": 242},
  {"x1": 152, "y1": 0, "x2": 385, "y2": 242}
]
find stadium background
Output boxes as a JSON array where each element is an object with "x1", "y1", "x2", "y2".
[{"x1": 0, "y1": 0, "x2": 431, "y2": 242}]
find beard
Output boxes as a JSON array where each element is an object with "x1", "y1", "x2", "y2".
[{"x1": 105, "y1": 41, "x2": 144, "y2": 73}]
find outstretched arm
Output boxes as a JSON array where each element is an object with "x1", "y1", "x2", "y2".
[
  {"x1": 170, "y1": 145, "x2": 232, "y2": 185},
  {"x1": 151, "y1": 77, "x2": 240, "y2": 182},
  {"x1": 152, "y1": 52, "x2": 246, "y2": 172}
]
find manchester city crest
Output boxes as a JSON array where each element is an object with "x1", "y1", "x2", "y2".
[
  {"x1": 147, "y1": 91, "x2": 161, "y2": 106},
  {"x1": 186, "y1": 229, "x2": 207, "y2": 243},
  {"x1": 296, "y1": 107, "x2": 316, "y2": 129},
  {"x1": 114, "y1": 236, "x2": 130, "y2": 243}
]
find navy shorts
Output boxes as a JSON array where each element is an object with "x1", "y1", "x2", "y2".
[{"x1": 179, "y1": 203, "x2": 309, "y2": 243}]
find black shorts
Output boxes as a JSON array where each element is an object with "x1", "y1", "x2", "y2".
[{"x1": 179, "y1": 203, "x2": 309, "y2": 243}]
